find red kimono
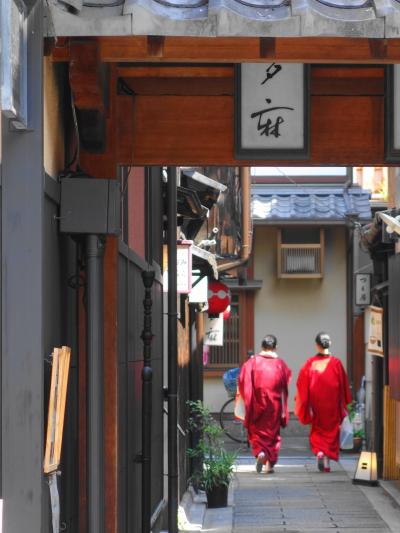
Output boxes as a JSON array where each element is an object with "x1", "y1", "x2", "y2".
[
  {"x1": 238, "y1": 354, "x2": 292, "y2": 466},
  {"x1": 295, "y1": 354, "x2": 352, "y2": 461}
]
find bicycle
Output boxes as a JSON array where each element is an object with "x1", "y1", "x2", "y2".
[{"x1": 220, "y1": 368, "x2": 248, "y2": 444}]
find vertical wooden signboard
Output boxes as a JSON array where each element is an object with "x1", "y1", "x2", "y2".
[{"x1": 44, "y1": 346, "x2": 71, "y2": 474}]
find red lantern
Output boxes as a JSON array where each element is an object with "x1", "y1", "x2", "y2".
[
  {"x1": 222, "y1": 305, "x2": 231, "y2": 320},
  {"x1": 208, "y1": 280, "x2": 230, "y2": 315}
]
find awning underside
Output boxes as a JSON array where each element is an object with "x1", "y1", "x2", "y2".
[
  {"x1": 46, "y1": 0, "x2": 400, "y2": 37},
  {"x1": 251, "y1": 186, "x2": 372, "y2": 223}
]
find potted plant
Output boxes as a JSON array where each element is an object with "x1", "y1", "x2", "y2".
[
  {"x1": 187, "y1": 400, "x2": 237, "y2": 508},
  {"x1": 347, "y1": 401, "x2": 364, "y2": 452},
  {"x1": 353, "y1": 429, "x2": 364, "y2": 452}
]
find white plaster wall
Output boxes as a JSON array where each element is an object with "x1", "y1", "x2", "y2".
[
  {"x1": 204, "y1": 377, "x2": 233, "y2": 413},
  {"x1": 253, "y1": 226, "x2": 347, "y2": 410}
]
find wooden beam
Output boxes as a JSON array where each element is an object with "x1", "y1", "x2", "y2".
[
  {"x1": 120, "y1": 77, "x2": 234, "y2": 96},
  {"x1": 52, "y1": 37, "x2": 400, "y2": 64},
  {"x1": 311, "y1": 67, "x2": 384, "y2": 96},
  {"x1": 123, "y1": 93, "x2": 384, "y2": 166},
  {"x1": 118, "y1": 65, "x2": 383, "y2": 97},
  {"x1": 116, "y1": 65, "x2": 233, "y2": 78},
  {"x1": 70, "y1": 40, "x2": 105, "y2": 110},
  {"x1": 118, "y1": 66, "x2": 233, "y2": 96},
  {"x1": 96, "y1": 36, "x2": 400, "y2": 64}
]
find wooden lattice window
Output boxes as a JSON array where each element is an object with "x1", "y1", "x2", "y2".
[
  {"x1": 277, "y1": 228, "x2": 324, "y2": 279},
  {"x1": 208, "y1": 294, "x2": 240, "y2": 368}
]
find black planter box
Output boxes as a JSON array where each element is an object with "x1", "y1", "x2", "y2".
[{"x1": 206, "y1": 484, "x2": 228, "y2": 508}]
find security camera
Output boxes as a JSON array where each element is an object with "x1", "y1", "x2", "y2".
[{"x1": 379, "y1": 212, "x2": 400, "y2": 236}]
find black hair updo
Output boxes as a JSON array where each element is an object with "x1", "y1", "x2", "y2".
[
  {"x1": 262, "y1": 334, "x2": 277, "y2": 350},
  {"x1": 315, "y1": 332, "x2": 331, "y2": 350}
]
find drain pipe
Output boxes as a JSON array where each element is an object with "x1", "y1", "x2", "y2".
[
  {"x1": 142, "y1": 270, "x2": 155, "y2": 533},
  {"x1": 86, "y1": 234, "x2": 105, "y2": 533},
  {"x1": 167, "y1": 167, "x2": 178, "y2": 533}
]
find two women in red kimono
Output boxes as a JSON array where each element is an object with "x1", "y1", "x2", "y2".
[
  {"x1": 238, "y1": 332, "x2": 351, "y2": 474},
  {"x1": 295, "y1": 332, "x2": 352, "y2": 472}
]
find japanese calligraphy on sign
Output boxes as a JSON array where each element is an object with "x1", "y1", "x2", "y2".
[
  {"x1": 163, "y1": 241, "x2": 193, "y2": 294},
  {"x1": 355, "y1": 273, "x2": 371, "y2": 306},
  {"x1": 235, "y1": 63, "x2": 309, "y2": 159},
  {"x1": 204, "y1": 314, "x2": 224, "y2": 346}
]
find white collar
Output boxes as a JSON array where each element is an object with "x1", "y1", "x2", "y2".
[{"x1": 258, "y1": 350, "x2": 278, "y2": 358}]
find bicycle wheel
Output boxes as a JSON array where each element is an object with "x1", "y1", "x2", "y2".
[{"x1": 219, "y1": 398, "x2": 248, "y2": 444}]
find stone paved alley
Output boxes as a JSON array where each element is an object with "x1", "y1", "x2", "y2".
[{"x1": 179, "y1": 422, "x2": 400, "y2": 533}]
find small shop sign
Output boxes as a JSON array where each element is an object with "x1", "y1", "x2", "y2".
[
  {"x1": 385, "y1": 65, "x2": 400, "y2": 162},
  {"x1": 204, "y1": 314, "x2": 224, "y2": 346},
  {"x1": 235, "y1": 63, "x2": 310, "y2": 160},
  {"x1": 365, "y1": 305, "x2": 383, "y2": 356},
  {"x1": 188, "y1": 271, "x2": 208, "y2": 304},
  {"x1": 355, "y1": 273, "x2": 371, "y2": 306},
  {"x1": 163, "y1": 241, "x2": 193, "y2": 294}
]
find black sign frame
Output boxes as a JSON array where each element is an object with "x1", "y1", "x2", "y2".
[
  {"x1": 385, "y1": 65, "x2": 400, "y2": 162},
  {"x1": 234, "y1": 63, "x2": 310, "y2": 160}
]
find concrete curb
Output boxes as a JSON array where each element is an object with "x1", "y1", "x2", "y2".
[
  {"x1": 341, "y1": 456, "x2": 400, "y2": 533},
  {"x1": 178, "y1": 486, "x2": 207, "y2": 532},
  {"x1": 178, "y1": 482, "x2": 235, "y2": 533},
  {"x1": 380, "y1": 480, "x2": 400, "y2": 508}
]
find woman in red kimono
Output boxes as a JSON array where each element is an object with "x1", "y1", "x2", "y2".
[
  {"x1": 238, "y1": 335, "x2": 292, "y2": 474},
  {"x1": 295, "y1": 332, "x2": 352, "y2": 472}
]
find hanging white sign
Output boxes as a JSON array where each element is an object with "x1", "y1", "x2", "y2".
[
  {"x1": 204, "y1": 314, "x2": 224, "y2": 346},
  {"x1": 235, "y1": 63, "x2": 309, "y2": 160},
  {"x1": 163, "y1": 241, "x2": 193, "y2": 294},
  {"x1": 365, "y1": 305, "x2": 383, "y2": 356},
  {"x1": 355, "y1": 273, "x2": 371, "y2": 306},
  {"x1": 188, "y1": 272, "x2": 208, "y2": 304}
]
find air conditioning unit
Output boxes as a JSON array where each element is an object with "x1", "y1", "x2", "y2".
[{"x1": 277, "y1": 228, "x2": 324, "y2": 279}]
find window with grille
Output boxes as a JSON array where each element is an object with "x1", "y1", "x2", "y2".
[
  {"x1": 277, "y1": 228, "x2": 324, "y2": 278},
  {"x1": 208, "y1": 294, "x2": 240, "y2": 368}
]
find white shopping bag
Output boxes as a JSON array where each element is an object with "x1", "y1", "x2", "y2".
[
  {"x1": 234, "y1": 392, "x2": 245, "y2": 421},
  {"x1": 340, "y1": 415, "x2": 354, "y2": 450}
]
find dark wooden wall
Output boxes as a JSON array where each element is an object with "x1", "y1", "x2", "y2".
[{"x1": 117, "y1": 169, "x2": 164, "y2": 533}]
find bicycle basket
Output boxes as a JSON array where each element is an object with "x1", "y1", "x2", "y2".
[{"x1": 223, "y1": 367, "x2": 240, "y2": 398}]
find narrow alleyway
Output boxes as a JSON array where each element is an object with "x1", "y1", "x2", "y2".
[
  {"x1": 180, "y1": 421, "x2": 400, "y2": 533},
  {"x1": 232, "y1": 456, "x2": 393, "y2": 532}
]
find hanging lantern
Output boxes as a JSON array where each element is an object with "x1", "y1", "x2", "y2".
[
  {"x1": 222, "y1": 305, "x2": 231, "y2": 321},
  {"x1": 208, "y1": 280, "x2": 230, "y2": 316}
]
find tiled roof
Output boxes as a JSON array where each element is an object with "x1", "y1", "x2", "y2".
[
  {"x1": 251, "y1": 186, "x2": 372, "y2": 222},
  {"x1": 46, "y1": 0, "x2": 400, "y2": 37}
]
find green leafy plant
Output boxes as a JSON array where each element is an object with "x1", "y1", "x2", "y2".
[
  {"x1": 347, "y1": 402, "x2": 365, "y2": 440},
  {"x1": 353, "y1": 428, "x2": 365, "y2": 439},
  {"x1": 187, "y1": 400, "x2": 237, "y2": 492},
  {"x1": 347, "y1": 401, "x2": 357, "y2": 422}
]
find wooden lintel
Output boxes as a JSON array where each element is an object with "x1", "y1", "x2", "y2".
[
  {"x1": 99, "y1": 36, "x2": 400, "y2": 64},
  {"x1": 52, "y1": 36, "x2": 400, "y2": 64},
  {"x1": 116, "y1": 65, "x2": 233, "y2": 78},
  {"x1": 126, "y1": 94, "x2": 384, "y2": 166}
]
